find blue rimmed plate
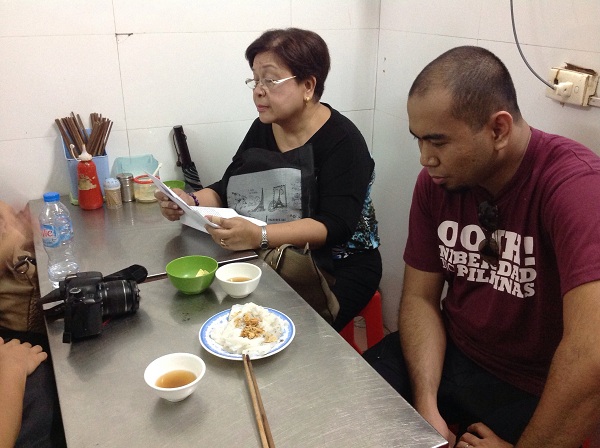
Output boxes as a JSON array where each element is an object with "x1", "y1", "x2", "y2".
[{"x1": 199, "y1": 308, "x2": 295, "y2": 361}]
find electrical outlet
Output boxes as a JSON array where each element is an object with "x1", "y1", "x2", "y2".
[{"x1": 545, "y1": 67, "x2": 599, "y2": 106}]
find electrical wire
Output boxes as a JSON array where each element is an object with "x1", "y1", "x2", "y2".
[{"x1": 510, "y1": 0, "x2": 555, "y2": 89}]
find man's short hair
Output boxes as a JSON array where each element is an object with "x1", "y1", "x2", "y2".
[{"x1": 409, "y1": 46, "x2": 522, "y2": 130}]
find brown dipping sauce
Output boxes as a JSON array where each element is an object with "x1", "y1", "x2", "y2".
[
  {"x1": 228, "y1": 277, "x2": 252, "y2": 282},
  {"x1": 155, "y1": 370, "x2": 197, "y2": 388}
]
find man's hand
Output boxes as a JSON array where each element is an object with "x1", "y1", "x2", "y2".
[
  {"x1": 456, "y1": 422, "x2": 513, "y2": 448},
  {"x1": 419, "y1": 406, "x2": 456, "y2": 447}
]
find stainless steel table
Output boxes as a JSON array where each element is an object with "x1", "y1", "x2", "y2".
[
  {"x1": 28, "y1": 198, "x2": 448, "y2": 448},
  {"x1": 29, "y1": 198, "x2": 256, "y2": 293}
]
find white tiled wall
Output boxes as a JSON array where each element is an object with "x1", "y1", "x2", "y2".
[
  {"x1": 2, "y1": 1, "x2": 599, "y2": 333},
  {"x1": 0, "y1": 0, "x2": 379, "y2": 208}
]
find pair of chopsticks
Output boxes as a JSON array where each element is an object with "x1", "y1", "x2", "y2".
[
  {"x1": 243, "y1": 354, "x2": 275, "y2": 448},
  {"x1": 55, "y1": 112, "x2": 113, "y2": 158}
]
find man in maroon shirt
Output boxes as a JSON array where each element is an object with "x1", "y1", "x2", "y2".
[{"x1": 364, "y1": 46, "x2": 600, "y2": 447}]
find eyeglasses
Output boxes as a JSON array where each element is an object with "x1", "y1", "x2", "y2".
[
  {"x1": 477, "y1": 201, "x2": 500, "y2": 267},
  {"x1": 245, "y1": 76, "x2": 296, "y2": 90}
]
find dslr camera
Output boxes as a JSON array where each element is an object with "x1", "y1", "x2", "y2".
[{"x1": 41, "y1": 265, "x2": 147, "y2": 343}]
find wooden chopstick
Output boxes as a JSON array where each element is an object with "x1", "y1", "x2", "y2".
[
  {"x1": 243, "y1": 354, "x2": 275, "y2": 448},
  {"x1": 102, "y1": 120, "x2": 112, "y2": 155},
  {"x1": 55, "y1": 119, "x2": 73, "y2": 154},
  {"x1": 55, "y1": 112, "x2": 112, "y2": 158},
  {"x1": 64, "y1": 118, "x2": 84, "y2": 155},
  {"x1": 74, "y1": 112, "x2": 88, "y2": 144}
]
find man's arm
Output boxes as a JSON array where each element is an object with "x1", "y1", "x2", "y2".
[
  {"x1": 516, "y1": 280, "x2": 600, "y2": 447},
  {"x1": 398, "y1": 265, "x2": 451, "y2": 441}
]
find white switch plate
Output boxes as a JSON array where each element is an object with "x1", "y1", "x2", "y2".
[{"x1": 545, "y1": 67, "x2": 598, "y2": 106}]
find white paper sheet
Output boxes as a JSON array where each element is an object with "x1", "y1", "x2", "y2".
[{"x1": 147, "y1": 173, "x2": 265, "y2": 233}]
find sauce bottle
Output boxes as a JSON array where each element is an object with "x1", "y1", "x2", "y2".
[{"x1": 77, "y1": 145, "x2": 104, "y2": 210}]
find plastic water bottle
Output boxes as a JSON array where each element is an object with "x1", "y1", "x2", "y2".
[{"x1": 39, "y1": 192, "x2": 80, "y2": 286}]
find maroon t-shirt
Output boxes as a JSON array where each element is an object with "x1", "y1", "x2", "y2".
[{"x1": 404, "y1": 128, "x2": 600, "y2": 396}]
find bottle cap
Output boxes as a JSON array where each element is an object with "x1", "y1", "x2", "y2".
[
  {"x1": 78, "y1": 145, "x2": 92, "y2": 162},
  {"x1": 43, "y1": 192, "x2": 60, "y2": 202},
  {"x1": 117, "y1": 172, "x2": 134, "y2": 182},
  {"x1": 104, "y1": 177, "x2": 121, "y2": 190},
  {"x1": 117, "y1": 173, "x2": 135, "y2": 202},
  {"x1": 133, "y1": 175, "x2": 154, "y2": 185}
]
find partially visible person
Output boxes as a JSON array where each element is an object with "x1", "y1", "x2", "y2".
[
  {"x1": 156, "y1": 28, "x2": 381, "y2": 331},
  {"x1": 0, "y1": 201, "x2": 43, "y2": 334},
  {"x1": 363, "y1": 46, "x2": 600, "y2": 447},
  {"x1": 0, "y1": 201, "x2": 66, "y2": 447},
  {"x1": 0, "y1": 337, "x2": 47, "y2": 448},
  {"x1": 0, "y1": 202, "x2": 29, "y2": 269}
]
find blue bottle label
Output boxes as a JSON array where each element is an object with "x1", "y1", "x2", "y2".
[{"x1": 41, "y1": 224, "x2": 60, "y2": 248}]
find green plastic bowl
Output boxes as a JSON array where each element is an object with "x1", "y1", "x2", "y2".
[
  {"x1": 166, "y1": 255, "x2": 218, "y2": 295},
  {"x1": 163, "y1": 180, "x2": 186, "y2": 190}
]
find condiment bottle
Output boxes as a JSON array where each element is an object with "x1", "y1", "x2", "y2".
[
  {"x1": 77, "y1": 146, "x2": 104, "y2": 210},
  {"x1": 104, "y1": 177, "x2": 123, "y2": 209},
  {"x1": 117, "y1": 173, "x2": 135, "y2": 202},
  {"x1": 133, "y1": 175, "x2": 158, "y2": 202}
]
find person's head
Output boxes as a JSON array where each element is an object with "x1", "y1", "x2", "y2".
[
  {"x1": 407, "y1": 46, "x2": 527, "y2": 194},
  {"x1": 245, "y1": 28, "x2": 330, "y2": 126},
  {"x1": 409, "y1": 46, "x2": 522, "y2": 130},
  {"x1": 245, "y1": 28, "x2": 330, "y2": 100}
]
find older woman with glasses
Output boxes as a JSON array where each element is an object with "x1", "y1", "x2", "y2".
[{"x1": 156, "y1": 28, "x2": 381, "y2": 331}]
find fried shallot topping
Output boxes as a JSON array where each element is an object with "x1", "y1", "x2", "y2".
[{"x1": 234, "y1": 312, "x2": 277, "y2": 342}]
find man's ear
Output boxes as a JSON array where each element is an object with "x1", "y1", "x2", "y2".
[{"x1": 489, "y1": 111, "x2": 513, "y2": 151}]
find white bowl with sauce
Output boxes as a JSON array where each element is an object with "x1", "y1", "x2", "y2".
[
  {"x1": 144, "y1": 353, "x2": 206, "y2": 402},
  {"x1": 215, "y1": 263, "x2": 262, "y2": 299}
]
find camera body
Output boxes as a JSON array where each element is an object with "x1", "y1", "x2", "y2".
[
  {"x1": 63, "y1": 271, "x2": 104, "y2": 343},
  {"x1": 63, "y1": 271, "x2": 141, "y2": 343},
  {"x1": 42, "y1": 265, "x2": 146, "y2": 343}
]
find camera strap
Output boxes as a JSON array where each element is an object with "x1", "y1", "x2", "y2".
[
  {"x1": 43, "y1": 301, "x2": 66, "y2": 319},
  {"x1": 104, "y1": 264, "x2": 148, "y2": 283}
]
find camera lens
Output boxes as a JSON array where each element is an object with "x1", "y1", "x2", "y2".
[{"x1": 98, "y1": 280, "x2": 140, "y2": 317}]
